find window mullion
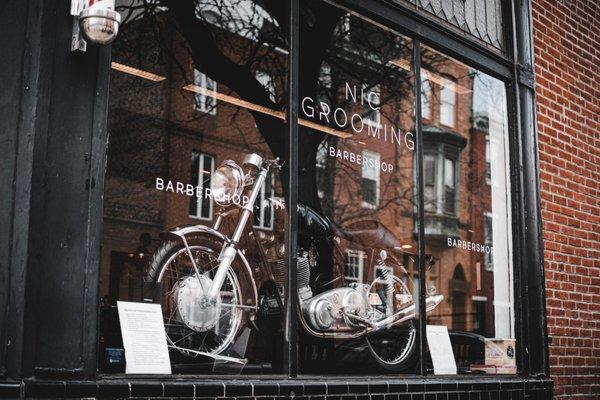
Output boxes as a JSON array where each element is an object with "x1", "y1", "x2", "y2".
[
  {"x1": 284, "y1": 0, "x2": 299, "y2": 378},
  {"x1": 413, "y1": 39, "x2": 428, "y2": 377}
]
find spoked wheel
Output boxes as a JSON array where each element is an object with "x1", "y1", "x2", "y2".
[
  {"x1": 148, "y1": 236, "x2": 243, "y2": 359},
  {"x1": 366, "y1": 323, "x2": 417, "y2": 371},
  {"x1": 366, "y1": 274, "x2": 418, "y2": 371}
]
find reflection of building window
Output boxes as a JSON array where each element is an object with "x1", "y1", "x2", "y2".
[
  {"x1": 440, "y1": 80, "x2": 456, "y2": 127},
  {"x1": 424, "y1": 154, "x2": 436, "y2": 212},
  {"x1": 362, "y1": 85, "x2": 380, "y2": 126},
  {"x1": 423, "y1": 149, "x2": 458, "y2": 216},
  {"x1": 345, "y1": 249, "x2": 365, "y2": 283},
  {"x1": 361, "y1": 150, "x2": 380, "y2": 208},
  {"x1": 253, "y1": 173, "x2": 275, "y2": 230},
  {"x1": 485, "y1": 135, "x2": 491, "y2": 185},
  {"x1": 484, "y1": 213, "x2": 493, "y2": 270},
  {"x1": 334, "y1": 13, "x2": 351, "y2": 40},
  {"x1": 193, "y1": 70, "x2": 217, "y2": 115},
  {"x1": 317, "y1": 63, "x2": 332, "y2": 104},
  {"x1": 443, "y1": 157, "x2": 457, "y2": 215},
  {"x1": 316, "y1": 141, "x2": 328, "y2": 169},
  {"x1": 472, "y1": 296, "x2": 487, "y2": 334},
  {"x1": 316, "y1": 141, "x2": 328, "y2": 199},
  {"x1": 189, "y1": 152, "x2": 214, "y2": 220},
  {"x1": 255, "y1": 70, "x2": 276, "y2": 102},
  {"x1": 421, "y1": 79, "x2": 432, "y2": 120}
]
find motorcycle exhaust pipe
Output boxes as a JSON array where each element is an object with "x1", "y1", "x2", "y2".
[{"x1": 373, "y1": 294, "x2": 444, "y2": 330}]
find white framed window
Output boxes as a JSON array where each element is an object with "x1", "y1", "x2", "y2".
[
  {"x1": 484, "y1": 212, "x2": 494, "y2": 271},
  {"x1": 189, "y1": 152, "x2": 214, "y2": 220},
  {"x1": 255, "y1": 70, "x2": 276, "y2": 102},
  {"x1": 440, "y1": 79, "x2": 456, "y2": 127},
  {"x1": 193, "y1": 69, "x2": 217, "y2": 115},
  {"x1": 421, "y1": 79, "x2": 432, "y2": 120},
  {"x1": 362, "y1": 84, "x2": 381, "y2": 127},
  {"x1": 361, "y1": 150, "x2": 380, "y2": 208},
  {"x1": 345, "y1": 249, "x2": 365, "y2": 283},
  {"x1": 253, "y1": 173, "x2": 275, "y2": 230}
]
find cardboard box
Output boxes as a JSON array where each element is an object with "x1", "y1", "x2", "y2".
[{"x1": 485, "y1": 338, "x2": 516, "y2": 367}]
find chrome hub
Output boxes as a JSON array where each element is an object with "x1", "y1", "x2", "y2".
[{"x1": 175, "y1": 275, "x2": 222, "y2": 331}]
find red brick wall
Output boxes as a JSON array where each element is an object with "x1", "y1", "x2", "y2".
[{"x1": 532, "y1": 1, "x2": 600, "y2": 398}]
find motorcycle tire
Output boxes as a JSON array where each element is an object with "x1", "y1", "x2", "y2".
[{"x1": 366, "y1": 322, "x2": 419, "y2": 373}]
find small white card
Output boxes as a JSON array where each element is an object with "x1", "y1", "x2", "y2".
[
  {"x1": 117, "y1": 301, "x2": 172, "y2": 374},
  {"x1": 426, "y1": 325, "x2": 457, "y2": 375}
]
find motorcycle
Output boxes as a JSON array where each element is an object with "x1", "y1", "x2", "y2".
[{"x1": 145, "y1": 153, "x2": 443, "y2": 371}]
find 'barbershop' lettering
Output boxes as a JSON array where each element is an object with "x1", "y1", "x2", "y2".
[
  {"x1": 447, "y1": 237, "x2": 493, "y2": 254},
  {"x1": 328, "y1": 146, "x2": 393, "y2": 173},
  {"x1": 156, "y1": 177, "x2": 250, "y2": 206}
]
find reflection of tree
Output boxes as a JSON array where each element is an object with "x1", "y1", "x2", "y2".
[
  {"x1": 114, "y1": 0, "x2": 452, "y2": 226},
  {"x1": 116, "y1": 0, "x2": 347, "y2": 211}
]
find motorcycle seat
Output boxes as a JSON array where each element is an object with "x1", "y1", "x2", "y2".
[{"x1": 339, "y1": 220, "x2": 401, "y2": 249}]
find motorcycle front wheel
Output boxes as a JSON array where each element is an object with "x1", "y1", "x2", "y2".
[{"x1": 147, "y1": 235, "x2": 244, "y2": 359}]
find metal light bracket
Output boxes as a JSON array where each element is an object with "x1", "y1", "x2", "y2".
[{"x1": 71, "y1": 0, "x2": 88, "y2": 52}]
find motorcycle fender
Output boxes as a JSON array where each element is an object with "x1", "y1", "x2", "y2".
[{"x1": 164, "y1": 224, "x2": 259, "y2": 316}]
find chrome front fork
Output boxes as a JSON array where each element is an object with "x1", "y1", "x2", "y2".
[{"x1": 207, "y1": 167, "x2": 268, "y2": 298}]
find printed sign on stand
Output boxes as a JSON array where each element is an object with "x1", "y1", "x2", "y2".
[
  {"x1": 117, "y1": 301, "x2": 172, "y2": 374},
  {"x1": 426, "y1": 325, "x2": 457, "y2": 375}
]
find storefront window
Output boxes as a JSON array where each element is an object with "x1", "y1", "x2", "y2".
[
  {"x1": 421, "y1": 46, "x2": 516, "y2": 375},
  {"x1": 98, "y1": 0, "x2": 516, "y2": 378},
  {"x1": 99, "y1": 0, "x2": 289, "y2": 374}
]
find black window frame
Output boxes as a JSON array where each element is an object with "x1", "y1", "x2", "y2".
[
  {"x1": 0, "y1": 0, "x2": 548, "y2": 385},
  {"x1": 89, "y1": 0, "x2": 543, "y2": 380}
]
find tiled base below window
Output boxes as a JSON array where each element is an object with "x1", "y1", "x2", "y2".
[{"x1": 0, "y1": 378, "x2": 552, "y2": 399}]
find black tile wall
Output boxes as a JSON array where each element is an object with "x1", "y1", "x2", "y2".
[{"x1": 0, "y1": 378, "x2": 553, "y2": 399}]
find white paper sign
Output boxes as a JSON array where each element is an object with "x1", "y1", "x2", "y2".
[
  {"x1": 117, "y1": 301, "x2": 172, "y2": 374},
  {"x1": 426, "y1": 325, "x2": 457, "y2": 375}
]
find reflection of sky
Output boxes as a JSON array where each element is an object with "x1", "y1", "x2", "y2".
[
  {"x1": 471, "y1": 70, "x2": 505, "y2": 121},
  {"x1": 197, "y1": 0, "x2": 278, "y2": 39}
]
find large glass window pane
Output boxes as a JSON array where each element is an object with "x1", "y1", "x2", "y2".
[
  {"x1": 297, "y1": 0, "x2": 421, "y2": 375},
  {"x1": 421, "y1": 46, "x2": 515, "y2": 375},
  {"x1": 99, "y1": 0, "x2": 288, "y2": 375}
]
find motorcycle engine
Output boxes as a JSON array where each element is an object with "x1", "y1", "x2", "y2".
[
  {"x1": 301, "y1": 285, "x2": 370, "y2": 332},
  {"x1": 297, "y1": 253, "x2": 370, "y2": 332}
]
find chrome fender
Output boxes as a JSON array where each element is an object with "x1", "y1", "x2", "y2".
[{"x1": 166, "y1": 224, "x2": 259, "y2": 317}]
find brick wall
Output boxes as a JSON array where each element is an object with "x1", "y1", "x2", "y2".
[{"x1": 532, "y1": 1, "x2": 600, "y2": 399}]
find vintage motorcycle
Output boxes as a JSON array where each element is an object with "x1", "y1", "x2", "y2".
[{"x1": 145, "y1": 153, "x2": 443, "y2": 371}]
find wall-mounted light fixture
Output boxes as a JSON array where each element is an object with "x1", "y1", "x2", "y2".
[{"x1": 70, "y1": 0, "x2": 121, "y2": 52}]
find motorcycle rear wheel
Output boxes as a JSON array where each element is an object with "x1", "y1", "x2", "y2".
[
  {"x1": 366, "y1": 323, "x2": 418, "y2": 372},
  {"x1": 365, "y1": 274, "x2": 418, "y2": 372},
  {"x1": 147, "y1": 235, "x2": 243, "y2": 359}
]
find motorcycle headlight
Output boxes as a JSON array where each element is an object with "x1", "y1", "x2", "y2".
[{"x1": 211, "y1": 160, "x2": 245, "y2": 206}]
